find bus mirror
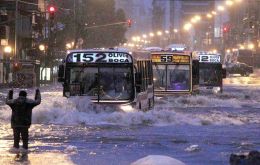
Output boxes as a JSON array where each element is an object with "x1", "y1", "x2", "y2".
[
  {"x1": 58, "y1": 64, "x2": 65, "y2": 82},
  {"x1": 222, "y1": 68, "x2": 226, "y2": 78}
]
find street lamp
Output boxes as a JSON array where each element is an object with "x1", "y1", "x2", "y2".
[
  {"x1": 248, "y1": 43, "x2": 255, "y2": 50},
  {"x1": 66, "y1": 43, "x2": 72, "y2": 49},
  {"x1": 157, "y1": 31, "x2": 162, "y2": 36},
  {"x1": 212, "y1": 11, "x2": 217, "y2": 15},
  {"x1": 39, "y1": 44, "x2": 45, "y2": 51},
  {"x1": 217, "y1": 6, "x2": 225, "y2": 12},
  {"x1": 149, "y1": 33, "x2": 154, "y2": 37},
  {"x1": 207, "y1": 13, "x2": 213, "y2": 19},
  {"x1": 39, "y1": 44, "x2": 47, "y2": 83},
  {"x1": 183, "y1": 23, "x2": 192, "y2": 31},
  {"x1": 225, "y1": 0, "x2": 234, "y2": 6},
  {"x1": 4, "y1": 46, "x2": 12, "y2": 54}
]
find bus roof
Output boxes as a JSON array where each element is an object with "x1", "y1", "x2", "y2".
[{"x1": 66, "y1": 48, "x2": 129, "y2": 54}]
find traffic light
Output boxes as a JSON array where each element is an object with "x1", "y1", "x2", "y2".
[
  {"x1": 223, "y1": 26, "x2": 229, "y2": 33},
  {"x1": 127, "y1": 19, "x2": 132, "y2": 27},
  {"x1": 48, "y1": 5, "x2": 56, "y2": 20},
  {"x1": 13, "y1": 62, "x2": 21, "y2": 72}
]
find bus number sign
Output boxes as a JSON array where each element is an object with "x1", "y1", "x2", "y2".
[
  {"x1": 67, "y1": 52, "x2": 132, "y2": 63},
  {"x1": 152, "y1": 54, "x2": 190, "y2": 64},
  {"x1": 199, "y1": 55, "x2": 220, "y2": 63}
]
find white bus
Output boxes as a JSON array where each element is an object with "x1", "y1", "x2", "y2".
[
  {"x1": 194, "y1": 52, "x2": 226, "y2": 93},
  {"x1": 58, "y1": 49, "x2": 154, "y2": 110}
]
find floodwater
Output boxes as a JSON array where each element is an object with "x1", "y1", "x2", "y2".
[{"x1": 0, "y1": 72, "x2": 259, "y2": 165}]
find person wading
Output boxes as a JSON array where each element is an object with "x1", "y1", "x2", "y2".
[{"x1": 6, "y1": 89, "x2": 41, "y2": 153}]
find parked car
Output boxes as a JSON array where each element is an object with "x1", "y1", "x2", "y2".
[{"x1": 225, "y1": 62, "x2": 253, "y2": 76}]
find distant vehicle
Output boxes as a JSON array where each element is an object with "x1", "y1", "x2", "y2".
[
  {"x1": 224, "y1": 49, "x2": 254, "y2": 66},
  {"x1": 226, "y1": 62, "x2": 253, "y2": 76},
  {"x1": 165, "y1": 44, "x2": 186, "y2": 51},
  {"x1": 58, "y1": 49, "x2": 154, "y2": 110},
  {"x1": 143, "y1": 47, "x2": 163, "y2": 52}
]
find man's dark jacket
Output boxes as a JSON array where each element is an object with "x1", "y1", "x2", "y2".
[{"x1": 6, "y1": 90, "x2": 41, "y2": 128}]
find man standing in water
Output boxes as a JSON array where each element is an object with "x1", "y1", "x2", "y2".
[{"x1": 6, "y1": 89, "x2": 41, "y2": 153}]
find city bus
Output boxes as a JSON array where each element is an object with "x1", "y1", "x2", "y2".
[
  {"x1": 194, "y1": 52, "x2": 226, "y2": 93},
  {"x1": 58, "y1": 49, "x2": 154, "y2": 110},
  {"x1": 150, "y1": 51, "x2": 197, "y2": 96}
]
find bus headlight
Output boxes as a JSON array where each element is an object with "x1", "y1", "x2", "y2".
[
  {"x1": 120, "y1": 105, "x2": 134, "y2": 112},
  {"x1": 65, "y1": 92, "x2": 70, "y2": 97},
  {"x1": 213, "y1": 87, "x2": 221, "y2": 94}
]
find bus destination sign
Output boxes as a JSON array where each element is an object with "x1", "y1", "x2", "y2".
[
  {"x1": 152, "y1": 54, "x2": 190, "y2": 64},
  {"x1": 199, "y1": 55, "x2": 220, "y2": 63},
  {"x1": 67, "y1": 52, "x2": 132, "y2": 63}
]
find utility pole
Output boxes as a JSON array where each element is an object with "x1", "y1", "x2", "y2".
[{"x1": 14, "y1": 0, "x2": 18, "y2": 59}]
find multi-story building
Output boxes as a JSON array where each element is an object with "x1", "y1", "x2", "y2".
[
  {"x1": 170, "y1": 0, "x2": 215, "y2": 50},
  {"x1": 0, "y1": 0, "x2": 42, "y2": 85}
]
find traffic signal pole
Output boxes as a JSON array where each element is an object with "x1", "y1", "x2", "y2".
[{"x1": 14, "y1": 0, "x2": 18, "y2": 60}]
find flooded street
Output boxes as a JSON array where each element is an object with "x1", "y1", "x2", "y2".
[{"x1": 0, "y1": 72, "x2": 260, "y2": 165}]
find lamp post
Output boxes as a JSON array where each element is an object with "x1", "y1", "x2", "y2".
[
  {"x1": 3, "y1": 46, "x2": 12, "y2": 83},
  {"x1": 39, "y1": 44, "x2": 46, "y2": 83}
]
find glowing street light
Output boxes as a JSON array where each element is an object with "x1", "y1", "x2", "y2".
[
  {"x1": 248, "y1": 43, "x2": 255, "y2": 50},
  {"x1": 39, "y1": 44, "x2": 45, "y2": 51},
  {"x1": 149, "y1": 32, "x2": 154, "y2": 37},
  {"x1": 226, "y1": 0, "x2": 234, "y2": 6},
  {"x1": 226, "y1": 49, "x2": 231, "y2": 53},
  {"x1": 239, "y1": 45, "x2": 245, "y2": 49},
  {"x1": 183, "y1": 23, "x2": 192, "y2": 31},
  {"x1": 217, "y1": 6, "x2": 225, "y2": 11},
  {"x1": 142, "y1": 34, "x2": 147, "y2": 38},
  {"x1": 173, "y1": 29, "x2": 178, "y2": 33},
  {"x1": 66, "y1": 43, "x2": 72, "y2": 49},
  {"x1": 191, "y1": 18, "x2": 198, "y2": 23},
  {"x1": 194, "y1": 15, "x2": 201, "y2": 21},
  {"x1": 212, "y1": 11, "x2": 217, "y2": 15},
  {"x1": 4, "y1": 46, "x2": 12, "y2": 53},
  {"x1": 157, "y1": 31, "x2": 162, "y2": 36},
  {"x1": 207, "y1": 13, "x2": 213, "y2": 18},
  {"x1": 165, "y1": 30, "x2": 169, "y2": 34}
]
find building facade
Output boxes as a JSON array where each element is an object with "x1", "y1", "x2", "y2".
[{"x1": 0, "y1": 0, "x2": 42, "y2": 85}]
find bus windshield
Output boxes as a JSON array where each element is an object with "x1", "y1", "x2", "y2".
[
  {"x1": 199, "y1": 66, "x2": 222, "y2": 86},
  {"x1": 153, "y1": 64, "x2": 190, "y2": 91},
  {"x1": 69, "y1": 66, "x2": 133, "y2": 101}
]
